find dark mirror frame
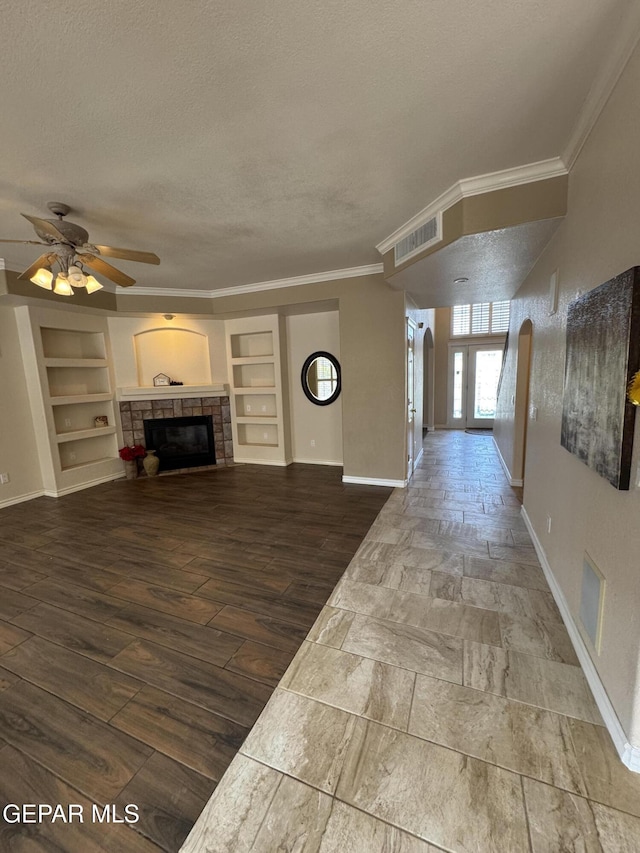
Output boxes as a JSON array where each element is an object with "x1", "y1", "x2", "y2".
[{"x1": 301, "y1": 351, "x2": 342, "y2": 406}]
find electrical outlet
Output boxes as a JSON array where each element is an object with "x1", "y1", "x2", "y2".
[
  {"x1": 261, "y1": 405, "x2": 267, "y2": 412},
  {"x1": 69, "y1": 452, "x2": 76, "y2": 462},
  {"x1": 246, "y1": 404, "x2": 251, "y2": 413},
  {"x1": 310, "y1": 439, "x2": 316, "y2": 447},
  {"x1": 0, "y1": 472, "x2": 9, "y2": 484},
  {"x1": 263, "y1": 432, "x2": 268, "y2": 440},
  {"x1": 530, "y1": 405, "x2": 538, "y2": 421},
  {"x1": 546, "y1": 515, "x2": 552, "y2": 534},
  {"x1": 64, "y1": 418, "x2": 72, "y2": 427}
]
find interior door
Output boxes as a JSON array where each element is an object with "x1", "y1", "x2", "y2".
[
  {"x1": 448, "y1": 344, "x2": 503, "y2": 428},
  {"x1": 407, "y1": 320, "x2": 416, "y2": 476}
]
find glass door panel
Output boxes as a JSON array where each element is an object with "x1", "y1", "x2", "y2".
[
  {"x1": 449, "y1": 344, "x2": 503, "y2": 428},
  {"x1": 467, "y1": 345, "x2": 502, "y2": 428}
]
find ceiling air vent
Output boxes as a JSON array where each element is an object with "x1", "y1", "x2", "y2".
[{"x1": 394, "y1": 213, "x2": 442, "y2": 266}]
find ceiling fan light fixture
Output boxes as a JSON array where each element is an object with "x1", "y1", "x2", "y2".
[
  {"x1": 67, "y1": 264, "x2": 87, "y2": 287},
  {"x1": 53, "y1": 273, "x2": 73, "y2": 296},
  {"x1": 30, "y1": 267, "x2": 54, "y2": 290},
  {"x1": 84, "y1": 275, "x2": 103, "y2": 294}
]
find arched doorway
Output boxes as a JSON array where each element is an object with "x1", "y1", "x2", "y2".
[
  {"x1": 422, "y1": 327, "x2": 435, "y2": 432},
  {"x1": 514, "y1": 320, "x2": 533, "y2": 484}
]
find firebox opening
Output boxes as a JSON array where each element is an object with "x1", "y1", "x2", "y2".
[{"x1": 143, "y1": 416, "x2": 216, "y2": 471}]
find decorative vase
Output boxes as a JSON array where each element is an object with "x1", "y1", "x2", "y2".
[
  {"x1": 143, "y1": 449, "x2": 160, "y2": 477},
  {"x1": 124, "y1": 460, "x2": 138, "y2": 480}
]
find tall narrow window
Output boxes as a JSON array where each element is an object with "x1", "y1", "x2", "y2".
[{"x1": 452, "y1": 351, "x2": 464, "y2": 419}]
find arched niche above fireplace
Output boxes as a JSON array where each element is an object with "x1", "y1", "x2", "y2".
[{"x1": 134, "y1": 328, "x2": 211, "y2": 387}]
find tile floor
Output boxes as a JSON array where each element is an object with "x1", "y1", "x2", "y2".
[{"x1": 182, "y1": 430, "x2": 640, "y2": 853}]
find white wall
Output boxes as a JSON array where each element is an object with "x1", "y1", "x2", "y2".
[
  {"x1": 0, "y1": 306, "x2": 44, "y2": 506},
  {"x1": 494, "y1": 40, "x2": 640, "y2": 748},
  {"x1": 286, "y1": 312, "x2": 342, "y2": 465},
  {"x1": 107, "y1": 316, "x2": 227, "y2": 388}
]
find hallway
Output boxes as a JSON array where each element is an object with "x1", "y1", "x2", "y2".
[{"x1": 185, "y1": 430, "x2": 640, "y2": 852}]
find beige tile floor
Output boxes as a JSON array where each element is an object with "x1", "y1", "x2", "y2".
[{"x1": 181, "y1": 431, "x2": 640, "y2": 852}]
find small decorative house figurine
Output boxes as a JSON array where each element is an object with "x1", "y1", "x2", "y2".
[
  {"x1": 94, "y1": 415, "x2": 109, "y2": 427},
  {"x1": 153, "y1": 373, "x2": 171, "y2": 386}
]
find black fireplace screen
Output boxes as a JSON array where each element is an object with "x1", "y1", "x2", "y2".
[{"x1": 143, "y1": 416, "x2": 215, "y2": 471}]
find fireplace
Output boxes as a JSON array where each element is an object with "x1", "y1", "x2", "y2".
[{"x1": 143, "y1": 415, "x2": 216, "y2": 471}]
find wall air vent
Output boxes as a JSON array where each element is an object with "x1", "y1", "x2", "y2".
[{"x1": 394, "y1": 213, "x2": 442, "y2": 266}]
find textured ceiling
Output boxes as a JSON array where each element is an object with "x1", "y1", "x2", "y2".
[
  {"x1": 391, "y1": 219, "x2": 565, "y2": 309},
  {"x1": 0, "y1": 0, "x2": 635, "y2": 293}
]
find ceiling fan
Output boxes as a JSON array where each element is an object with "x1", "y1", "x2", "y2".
[{"x1": 0, "y1": 201, "x2": 160, "y2": 295}]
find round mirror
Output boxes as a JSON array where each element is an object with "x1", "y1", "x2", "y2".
[{"x1": 301, "y1": 351, "x2": 341, "y2": 406}]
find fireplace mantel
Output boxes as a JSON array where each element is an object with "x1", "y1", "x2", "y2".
[{"x1": 117, "y1": 384, "x2": 227, "y2": 402}]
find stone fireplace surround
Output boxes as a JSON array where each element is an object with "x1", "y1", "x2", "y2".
[{"x1": 119, "y1": 395, "x2": 233, "y2": 471}]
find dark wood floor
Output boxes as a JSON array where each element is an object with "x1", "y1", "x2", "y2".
[{"x1": 0, "y1": 464, "x2": 391, "y2": 852}]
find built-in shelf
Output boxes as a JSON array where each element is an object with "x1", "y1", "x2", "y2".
[
  {"x1": 56, "y1": 426, "x2": 117, "y2": 443},
  {"x1": 49, "y1": 392, "x2": 114, "y2": 406},
  {"x1": 232, "y1": 385, "x2": 277, "y2": 392},
  {"x1": 230, "y1": 331, "x2": 274, "y2": 359},
  {"x1": 60, "y1": 456, "x2": 117, "y2": 472},
  {"x1": 227, "y1": 318, "x2": 291, "y2": 466},
  {"x1": 230, "y1": 355, "x2": 276, "y2": 366},
  {"x1": 44, "y1": 358, "x2": 108, "y2": 368},
  {"x1": 15, "y1": 310, "x2": 122, "y2": 497},
  {"x1": 237, "y1": 440, "x2": 279, "y2": 448}
]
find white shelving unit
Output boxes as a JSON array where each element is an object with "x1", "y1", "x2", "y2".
[
  {"x1": 15, "y1": 307, "x2": 123, "y2": 496},
  {"x1": 225, "y1": 315, "x2": 291, "y2": 465}
]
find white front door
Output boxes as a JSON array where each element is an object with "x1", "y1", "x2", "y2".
[{"x1": 448, "y1": 344, "x2": 503, "y2": 428}]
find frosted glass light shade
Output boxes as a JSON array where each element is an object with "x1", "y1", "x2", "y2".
[
  {"x1": 30, "y1": 268, "x2": 54, "y2": 289},
  {"x1": 67, "y1": 265, "x2": 86, "y2": 286},
  {"x1": 53, "y1": 274, "x2": 73, "y2": 296},
  {"x1": 84, "y1": 275, "x2": 103, "y2": 294}
]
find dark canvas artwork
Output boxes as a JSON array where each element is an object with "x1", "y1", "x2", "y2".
[{"x1": 561, "y1": 267, "x2": 640, "y2": 490}]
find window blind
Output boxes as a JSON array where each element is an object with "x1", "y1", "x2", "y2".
[{"x1": 451, "y1": 301, "x2": 510, "y2": 336}]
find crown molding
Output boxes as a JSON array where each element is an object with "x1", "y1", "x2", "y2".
[
  {"x1": 119, "y1": 264, "x2": 384, "y2": 300},
  {"x1": 376, "y1": 157, "x2": 568, "y2": 256},
  {"x1": 208, "y1": 263, "x2": 384, "y2": 299},
  {"x1": 119, "y1": 286, "x2": 213, "y2": 298},
  {"x1": 563, "y1": 5, "x2": 640, "y2": 170}
]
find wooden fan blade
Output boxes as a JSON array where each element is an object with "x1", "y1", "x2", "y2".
[
  {"x1": 94, "y1": 245, "x2": 160, "y2": 265},
  {"x1": 79, "y1": 253, "x2": 136, "y2": 287},
  {"x1": 17, "y1": 253, "x2": 57, "y2": 281},
  {"x1": 0, "y1": 239, "x2": 48, "y2": 245},
  {"x1": 21, "y1": 214, "x2": 67, "y2": 243}
]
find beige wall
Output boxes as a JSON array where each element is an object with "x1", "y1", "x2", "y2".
[
  {"x1": 0, "y1": 306, "x2": 44, "y2": 505},
  {"x1": 286, "y1": 312, "x2": 342, "y2": 465},
  {"x1": 211, "y1": 274, "x2": 407, "y2": 482},
  {"x1": 494, "y1": 41, "x2": 640, "y2": 744},
  {"x1": 434, "y1": 308, "x2": 451, "y2": 426}
]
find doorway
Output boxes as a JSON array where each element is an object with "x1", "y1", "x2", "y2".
[
  {"x1": 514, "y1": 320, "x2": 533, "y2": 483},
  {"x1": 407, "y1": 319, "x2": 417, "y2": 477},
  {"x1": 448, "y1": 343, "x2": 504, "y2": 428}
]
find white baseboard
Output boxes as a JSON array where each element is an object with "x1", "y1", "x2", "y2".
[
  {"x1": 414, "y1": 447, "x2": 424, "y2": 468},
  {"x1": 233, "y1": 458, "x2": 292, "y2": 467},
  {"x1": 292, "y1": 458, "x2": 343, "y2": 466},
  {"x1": 521, "y1": 506, "x2": 640, "y2": 772},
  {"x1": 493, "y1": 437, "x2": 524, "y2": 487},
  {"x1": 0, "y1": 489, "x2": 46, "y2": 509},
  {"x1": 43, "y1": 472, "x2": 124, "y2": 498},
  {"x1": 342, "y1": 475, "x2": 407, "y2": 488}
]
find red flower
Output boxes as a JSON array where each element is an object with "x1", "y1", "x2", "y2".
[{"x1": 119, "y1": 444, "x2": 146, "y2": 461}]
